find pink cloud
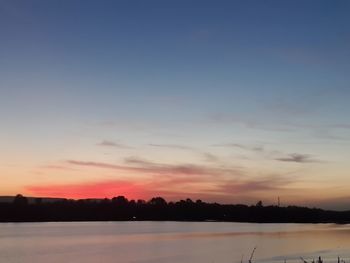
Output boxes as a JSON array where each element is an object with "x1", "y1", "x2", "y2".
[
  {"x1": 25, "y1": 173, "x2": 293, "y2": 204},
  {"x1": 26, "y1": 158, "x2": 296, "y2": 203},
  {"x1": 66, "y1": 159, "x2": 240, "y2": 176}
]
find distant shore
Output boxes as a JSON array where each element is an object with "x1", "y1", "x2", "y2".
[{"x1": 1, "y1": 194, "x2": 350, "y2": 223}]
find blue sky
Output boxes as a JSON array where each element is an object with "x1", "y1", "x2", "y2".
[{"x1": 1, "y1": 0, "x2": 350, "y2": 209}]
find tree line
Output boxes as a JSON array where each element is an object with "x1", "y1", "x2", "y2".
[{"x1": 1, "y1": 194, "x2": 349, "y2": 223}]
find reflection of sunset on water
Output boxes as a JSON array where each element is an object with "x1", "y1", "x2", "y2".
[{"x1": 1, "y1": 222, "x2": 350, "y2": 263}]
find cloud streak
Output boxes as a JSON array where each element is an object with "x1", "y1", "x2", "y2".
[
  {"x1": 148, "y1": 143, "x2": 194, "y2": 150},
  {"x1": 66, "y1": 158, "x2": 241, "y2": 177},
  {"x1": 213, "y1": 142, "x2": 322, "y2": 164},
  {"x1": 217, "y1": 176, "x2": 293, "y2": 194},
  {"x1": 213, "y1": 143, "x2": 264, "y2": 153},
  {"x1": 26, "y1": 152, "x2": 303, "y2": 204},
  {"x1": 149, "y1": 144, "x2": 222, "y2": 164},
  {"x1": 275, "y1": 153, "x2": 319, "y2": 163},
  {"x1": 26, "y1": 174, "x2": 295, "y2": 202},
  {"x1": 97, "y1": 140, "x2": 132, "y2": 149}
]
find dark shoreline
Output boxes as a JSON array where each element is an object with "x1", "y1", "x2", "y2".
[{"x1": 2, "y1": 195, "x2": 350, "y2": 224}]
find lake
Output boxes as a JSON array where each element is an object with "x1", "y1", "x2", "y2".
[{"x1": 1, "y1": 222, "x2": 350, "y2": 263}]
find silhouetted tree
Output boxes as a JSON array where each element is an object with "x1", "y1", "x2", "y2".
[
  {"x1": 112, "y1": 196, "x2": 128, "y2": 206},
  {"x1": 186, "y1": 198, "x2": 193, "y2": 203},
  {"x1": 137, "y1": 199, "x2": 146, "y2": 205},
  {"x1": 256, "y1": 200, "x2": 263, "y2": 207},
  {"x1": 1, "y1": 194, "x2": 349, "y2": 223},
  {"x1": 149, "y1": 197, "x2": 167, "y2": 206},
  {"x1": 13, "y1": 194, "x2": 28, "y2": 206}
]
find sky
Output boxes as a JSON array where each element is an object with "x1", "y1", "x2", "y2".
[{"x1": 1, "y1": 0, "x2": 350, "y2": 210}]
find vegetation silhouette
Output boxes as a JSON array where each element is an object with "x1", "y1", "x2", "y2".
[{"x1": 1, "y1": 194, "x2": 350, "y2": 223}]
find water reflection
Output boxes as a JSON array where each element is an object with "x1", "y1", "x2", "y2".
[{"x1": 0, "y1": 222, "x2": 350, "y2": 263}]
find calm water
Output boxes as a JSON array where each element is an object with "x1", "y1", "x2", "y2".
[{"x1": 1, "y1": 222, "x2": 350, "y2": 263}]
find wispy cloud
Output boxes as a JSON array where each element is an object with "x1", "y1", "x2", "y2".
[
  {"x1": 124, "y1": 156, "x2": 151, "y2": 166},
  {"x1": 208, "y1": 111, "x2": 350, "y2": 143},
  {"x1": 148, "y1": 143, "x2": 193, "y2": 150},
  {"x1": 217, "y1": 175, "x2": 293, "y2": 194},
  {"x1": 275, "y1": 153, "x2": 319, "y2": 163},
  {"x1": 208, "y1": 113, "x2": 293, "y2": 132},
  {"x1": 213, "y1": 143, "x2": 264, "y2": 153},
  {"x1": 67, "y1": 158, "x2": 241, "y2": 177},
  {"x1": 202, "y1": 152, "x2": 219, "y2": 162},
  {"x1": 67, "y1": 160, "x2": 125, "y2": 170},
  {"x1": 41, "y1": 165, "x2": 76, "y2": 171},
  {"x1": 213, "y1": 142, "x2": 323, "y2": 164},
  {"x1": 97, "y1": 140, "x2": 132, "y2": 149},
  {"x1": 149, "y1": 144, "x2": 222, "y2": 164},
  {"x1": 26, "y1": 172, "x2": 295, "y2": 203},
  {"x1": 25, "y1": 174, "x2": 300, "y2": 207},
  {"x1": 30, "y1": 154, "x2": 305, "y2": 202}
]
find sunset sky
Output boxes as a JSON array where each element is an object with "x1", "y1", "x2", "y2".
[{"x1": 1, "y1": 1, "x2": 350, "y2": 210}]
